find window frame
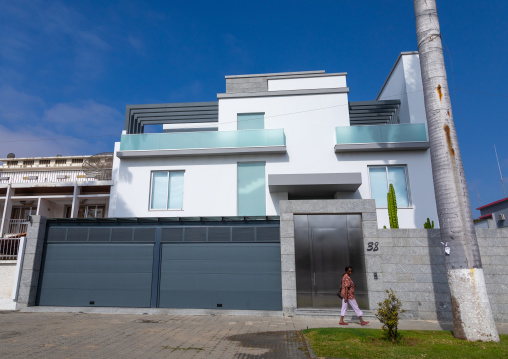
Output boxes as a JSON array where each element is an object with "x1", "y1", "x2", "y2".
[
  {"x1": 148, "y1": 170, "x2": 185, "y2": 211},
  {"x1": 368, "y1": 165, "x2": 411, "y2": 208}
]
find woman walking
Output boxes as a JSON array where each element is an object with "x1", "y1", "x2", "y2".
[{"x1": 339, "y1": 266, "x2": 369, "y2": 326}]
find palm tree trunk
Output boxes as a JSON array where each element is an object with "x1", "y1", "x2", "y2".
[{"x1": 413, "y1": 0, "x2": 499, "y2": 341}]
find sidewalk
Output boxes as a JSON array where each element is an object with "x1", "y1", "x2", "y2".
[{"x1": 0, "y1": 309, "x2": 506, "y2": 358}]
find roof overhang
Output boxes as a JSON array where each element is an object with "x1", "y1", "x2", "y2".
[{"x1": 268, "y1": 173, "x2": 362, "y2": 195}]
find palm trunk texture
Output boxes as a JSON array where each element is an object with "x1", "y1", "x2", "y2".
[{"x1": 413, "y1": 0, "x2": 499, "y2": 341}]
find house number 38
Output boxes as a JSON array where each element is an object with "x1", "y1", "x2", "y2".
[{"x1": 367, "y1": 242, "x2": 379, "y2": 252}]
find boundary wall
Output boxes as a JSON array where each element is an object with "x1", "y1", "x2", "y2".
[
  {"x1": 15, "y1": 214, "x2": 508, "y2": 322},
  {"x1": 366, "y1": 228, "x2": 508, "y2": 322}
]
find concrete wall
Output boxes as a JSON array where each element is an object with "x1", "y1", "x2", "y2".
[
  {"x1": 14, "y1": 214, "x2": 508, "y2": 323},
  {"x1": 0, "y1": 261, "x2": 16, "y2": 310},
  {"x1": 366, "y1": 228, "x2": 508, "y2": 323}
]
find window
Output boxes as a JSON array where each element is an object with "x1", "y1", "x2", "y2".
[
  {"x1": 150, "y1": 171, "x2": 184, "y2": 210},
  {"x1": 237, "y1": 113, "x2": 264, "y2": 130},
  {"x1": 369, "y1": 166, "x2": 409, "y2": 207}
]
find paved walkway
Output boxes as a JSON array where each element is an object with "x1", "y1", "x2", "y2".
[{"x1": 1, "y1": 310, "x2": 506, "y2": 358}]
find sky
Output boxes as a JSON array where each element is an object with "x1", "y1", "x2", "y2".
[{"x1": 0, "y1": 0, "x2": 507, "y2": 217}]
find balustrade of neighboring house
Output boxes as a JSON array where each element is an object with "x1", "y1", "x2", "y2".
[
  {"x1": 0, "y1": 169, "x2": 111, "y2": 184},
  {"x1": 0, "y1": 237, "x2": 21, "y2": 260},
  {"x1": 6, "y1": 219, "x2": 29, "y2": 237}
]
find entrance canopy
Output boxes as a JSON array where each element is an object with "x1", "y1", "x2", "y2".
[{"x1": 268, "y1": 173, "x2": 362, "y2": 196}]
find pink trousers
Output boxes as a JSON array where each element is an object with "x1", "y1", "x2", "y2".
[{"x1": 340, "y1": 298, "x2": 363, "y2": 317}]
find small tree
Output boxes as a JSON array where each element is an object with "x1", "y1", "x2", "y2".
[
  {"x1": 376, "y1": 289, "x2": 404, "y2": 342},
  {"x1": 387, "y1": 184, "x2": 399, "y2": 229}
]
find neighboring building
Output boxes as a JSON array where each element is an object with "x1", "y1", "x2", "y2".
[
  {"x1": 109, "y1": 51, "x2": 438, "y2": 229},
  {"x1": 475, "y1": 197, "x2": 508, "y2": 228},
  {"x1": 0, "y1": 154, "x2": 113, "y2": 237}
]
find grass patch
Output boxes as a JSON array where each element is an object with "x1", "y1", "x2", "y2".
[{"x1": 303, "y1": 328, "x2": 508, "y2": 359}]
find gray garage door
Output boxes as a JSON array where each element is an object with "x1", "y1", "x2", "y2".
[
  {"x1": 37, "y1": 219, "x2": 282, "y2": 310},
  {"x1": 159, "y1": 243, "x2": 282, "y2": 310},
  {"x1": 37, "y1": 226, "x2": 156, "y2": 307},
  {"x1": 37, "y1": 243, "x2": 154, "y2": 307}
]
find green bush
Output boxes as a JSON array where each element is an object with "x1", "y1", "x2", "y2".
[
  {"x1": 376, "y1": 289, "x2": 405, "y2": 342},
  {"x1": 423, "y1": 218, "x2": 435, "y2": 229}
]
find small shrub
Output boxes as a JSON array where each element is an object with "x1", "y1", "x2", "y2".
[
  {"x1": 423, "y1": 218, "x2": 434, "y2": 229},
  {"x1": 376, "y1": 289, "x2": 405, "y2": 342}
]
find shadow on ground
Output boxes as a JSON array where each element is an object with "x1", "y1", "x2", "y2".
[{"x1": 228, "y1": 331, "x2": 310, "y2": 358}]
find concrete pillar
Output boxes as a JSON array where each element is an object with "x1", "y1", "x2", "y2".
[
  {"x1": 0, "y1": 185, "x2": 14, "y2": 236},
  {"x1": 70, "y1": 184, "x2": 79, "y2": 218},
  {"x1": 16, "y1": 215, "x2": 47, "y2": 309}
]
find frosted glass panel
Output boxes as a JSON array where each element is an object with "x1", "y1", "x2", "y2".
[
  {"x1": 120, "y1": 129, "x2": 284, "y2": 151},
  {"x1": 388, "y1": 167, "x2": 409, "y2": 207},
  {"x1": 151, "y1": 172, "x2": 169, "y2": 209},
  {"x1": 168, "y1": 172, "x2": 184, "y2": 209},
  {"x1": 335, "y1": 124, "x2": 427, "y2": 144},
  {"x1": 238, "y1": 163, "x2": 266, "y2": 216},
  {"x1": 369, "y1": 167, "x2": 388, "y2": 207},
  {"x1": 238, "y1": 113, "x2": 264, "y2": 130}
]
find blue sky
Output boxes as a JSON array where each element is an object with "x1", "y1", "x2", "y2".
[{"x1": 0, "y1": 0, "x2": 507, "y2": 216}]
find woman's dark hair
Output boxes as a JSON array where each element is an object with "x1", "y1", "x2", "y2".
[{"x1": 345, "y1": 266, "x2": 352, "y2": 272}]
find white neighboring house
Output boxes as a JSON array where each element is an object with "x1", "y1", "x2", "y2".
[
  {"x1": 0, "y1": 154, "x2": 113, "y2": 238},
  {"x1": 109, "y1": 52, "x2": 438, "y2": 229}
]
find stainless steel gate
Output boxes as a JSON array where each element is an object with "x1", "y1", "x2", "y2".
[{"x1": 294, "y1": 214, "x2": 368, "y2": 309}]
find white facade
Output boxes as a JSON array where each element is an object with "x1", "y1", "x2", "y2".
[{"x1": 110, "y1": 53, "x2": 439, "y2": 228}]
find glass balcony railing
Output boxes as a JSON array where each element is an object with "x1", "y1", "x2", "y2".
[
  {"x1": 120, "y1": 129, "x2": 286, "y2": 152},
  {"x1": 336, "y1": 124, "x2": 428, "y2": 145}
]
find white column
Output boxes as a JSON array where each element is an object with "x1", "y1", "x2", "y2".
[
  {"x1": 70, "y1": 183, "x2": 79, "y2": 218},
  {"x1": 11, "y1": 236, "x2": 26, "y2": 302},
  {"x1": 0, "y1": 185, "x2": 14, "y2": 236}
]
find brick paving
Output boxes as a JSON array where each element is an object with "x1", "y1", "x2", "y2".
[
  {"x1": 1, "y1": 310, "x2": 507, "y2": 358},
  {"x1": 0, "y1": 311, "x2": 313, "y2": 359}
]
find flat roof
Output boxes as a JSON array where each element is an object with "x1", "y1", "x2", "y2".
[
  {"x1": 477, "y1": 197, "x2": 508, "y2": 210},
  {"x1": 225, "y1": 70, "x2": 325, "y2": 79}
]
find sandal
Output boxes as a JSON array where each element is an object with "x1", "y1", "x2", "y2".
[
  {"x1": 339, "y1": 322, "x2": 349, "y2": 325},
  {"x1": 360, "y1": 321, "x2": 370, "y2": 326}
]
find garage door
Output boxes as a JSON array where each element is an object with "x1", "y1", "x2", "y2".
[
  {"x1": 36, "y1": 220, "x2": 282, "y2": 310},
  {"x1": 159, "y1": 243, "x2": 282, "y2": 310},
  {"x1": 37, "y1": 226, "x2": 156, "y2": 307}
]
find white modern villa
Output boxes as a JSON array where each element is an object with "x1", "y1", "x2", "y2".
[{"x1": 109, "y1": 52, "x2": 437, "y2": 229}]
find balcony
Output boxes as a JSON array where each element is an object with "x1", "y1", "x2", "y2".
[
  {"x1": 335, "y1": 123, "x2": 429, "y2": 153},
  {"x1": 117, "y1": 129, "x2": 287, "y2": 158},
  {"x1": 0, "y1": 169, "x2": 111, "y2": 184}
]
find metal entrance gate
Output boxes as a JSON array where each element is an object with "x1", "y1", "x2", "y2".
[
  {"x1": 294, "y1": 214, "x2": 368, "y2": 309},
  {"x1": 36, "y1": 218, "x2": 282, "y2": 310}
]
